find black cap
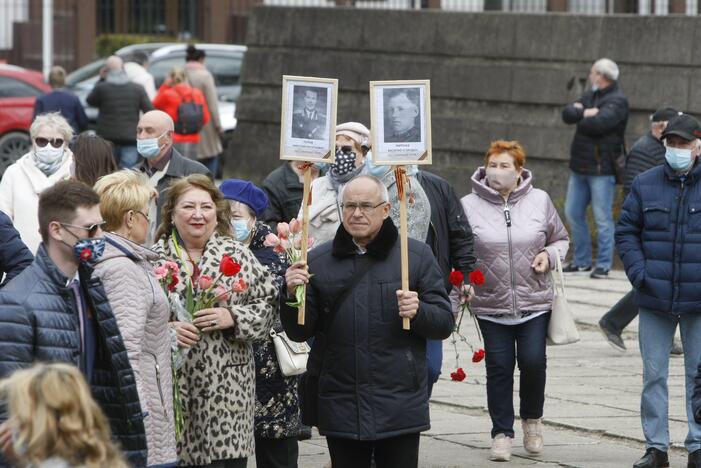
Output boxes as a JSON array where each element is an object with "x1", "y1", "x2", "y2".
[
  {"x1": 661, "y1": 114, "x2": 701, "y2": 141},
  {"x1": 651, "y1": 107, "x2": 680, "y2": 122}
]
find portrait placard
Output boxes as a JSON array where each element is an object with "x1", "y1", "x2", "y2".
[
  {"x1": 280, "y1": 76, "x2": 338, "y2": 163},
  {"x1": 370, "y1": 80, "x2": 432, "y2": 165}
]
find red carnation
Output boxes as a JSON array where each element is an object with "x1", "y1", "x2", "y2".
[
  {"x1": 219, "y1": 255, "x2": 241, "y2": 277},
  {"x1": 79, "y1": 248, "x2": 92, "y2": 261},
  {"x1": 448, "y1": 270, "x2": 464, "y2": 287},
  {"x1": 468, "y1": 269, "x2": 485, "y2": 286},
  {"x1": 167, "y1": 274, "x2": 179, "y2": 292},
  {"x1": 472, "y1": 349, "x2": 486, "y2": 363},
  {"x1": 450, "y1": 367, "x2": 466, "y2": 382}
]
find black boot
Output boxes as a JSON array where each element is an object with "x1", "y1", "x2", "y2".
[
  {"x1": 689, "y1": 448, "x2": 701, "y2": 468},
  {"x1": 633, "y1": 448, "x2": 669, "y2": 468}
]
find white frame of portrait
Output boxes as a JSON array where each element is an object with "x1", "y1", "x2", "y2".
[
  {"x1": 369, "y1": 79, "x2": 432, "y2": 166},
  {"x1": 279, "y1": 75, "x2": 338, "y2": 163}
]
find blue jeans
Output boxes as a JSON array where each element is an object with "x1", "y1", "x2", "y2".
[
  {"x1": 639, "y1": 308, "x2": 701, "y2": 452},
  {"x1": 478, "y1": 313, "x2": 549, "y2": 438},
  {"x1": 113, "y1": 144, "x2": 140, "y2": 169},
  {"x1": 426, "y1": 339, "x2": 443, "y2": 397},
  {"x1": 200, "y1": 155, "x2": 219, "y2": 176},
  {"x1": 564, "y1": 172, "x2": 615, "y2": 270}
]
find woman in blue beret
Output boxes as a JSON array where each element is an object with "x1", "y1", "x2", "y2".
[{"x1": 220, "y1": 178, "x2": 302, "y2": 468}]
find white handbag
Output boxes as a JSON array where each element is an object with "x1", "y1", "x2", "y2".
[
  {"x1": 270, "y1": 329, "x2": 310, "y2": 376},
  {"x1": 547, "y1": 254, "x2": 580, "y2": 346}
]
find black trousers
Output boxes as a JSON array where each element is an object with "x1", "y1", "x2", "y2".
[
  {"x1": 184, "y1": 458, "x2": 247, "y2": 468},
  {"x1": 599, "y1": 290, "x2": 637, "y2": 335},
  {"x1": 326, "y1": 433, "x2": 420, "y2": 468},
  {"x1": 254, "y1": 436, "x2": 299, "y2": 468}
]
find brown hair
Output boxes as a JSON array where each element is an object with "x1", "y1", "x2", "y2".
[
  {"x1": 48, "y1": 66, "x2": 66, "y2": 88},
  {"x1": 73, "y1": 133, "x2": 117, "y2": 187},
  {"x1": 38, "y1": 180, "x2": 101, "y2": 244},
  {"x1": 484, "y1": 140, "x2": 526, "y2": 170},
  {"x1": 155, "y1": 174, "x2": 232, "y2": 241},
  {"x1": 1, "y1": 363, "x2": 127, "y2": 468}
]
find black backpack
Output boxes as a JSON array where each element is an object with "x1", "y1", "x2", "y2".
[{"x1": 173, "y1": 87, "x2": 204, "y2": 135}]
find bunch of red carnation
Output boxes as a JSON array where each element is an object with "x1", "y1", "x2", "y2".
[{"x1": 448, "y1": 268, "x2": 486, "y2": 382}]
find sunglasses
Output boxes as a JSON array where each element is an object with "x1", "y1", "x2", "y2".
[
  {"x1": 335, "y1": 145, "x2": 354, "y2": 154},
  {"x1": 35, "y1": 137, "x2": 65, "y2": 148},
  {"x1": 60, "y1": 221, "x2": 106, "y2": 237}
]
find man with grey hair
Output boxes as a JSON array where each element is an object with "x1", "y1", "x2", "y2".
[
  {"x1": 87, "y1": 55, "x2": 153, "y2": 169},
  {"x1": 562, "y1": 57, "x2": 629, "y2": 279},
  {"x1": 282, "y1": 175, "x2": 453, "y2": 468}
]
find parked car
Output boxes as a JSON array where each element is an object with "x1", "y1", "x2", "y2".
[
  {"x1": 0, "y1": 64, "x2": 51, "y2": 177},
  {"x1": 65, "y1": 43, "x2": 246, "y2": 135}
]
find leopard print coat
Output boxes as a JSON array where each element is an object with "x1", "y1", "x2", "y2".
[{"x1": 153, "y1": 231, "x2": 277, "y2": 465}]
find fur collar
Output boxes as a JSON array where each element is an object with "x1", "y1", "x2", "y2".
[{"x1": 332, "y1": 217, "x2": 398, "y2": 259}]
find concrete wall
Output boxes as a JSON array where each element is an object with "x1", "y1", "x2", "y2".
[{"x1": 228, "y1": 7, "x2": 701, "y2": 200}]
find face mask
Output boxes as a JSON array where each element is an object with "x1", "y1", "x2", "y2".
[
  {"x1": 232, "y1": 219, "x2": 251, "y2": 242},
  {"x1": 591, "y1": 84, "x2": 599, "y2": 93},
  {"x1": 485, "y1": 167, "x2": 519, "y2": 193},
  {"x1": 72, "y1": 237, "x2": 106, "y2": 263},
  {"x1": 365, "y1": 157, "x2": 389, "y2": 178},
  {"x1": 330, "y1": 149, "x2": 357, "y2": 178},
  {"x1": 137, "y1": 132, "x2": 166, "y2": 159},
  {"x1": 33, "y1": 146, "x2": 65, "y2": 174},
  {"x1": 665, "y1": 145, "x2": 693, "y2": 171}
]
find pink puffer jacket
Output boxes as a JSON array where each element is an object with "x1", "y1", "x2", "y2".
[{"x1": 460, "y1": 168, "x2": 569, "y2": 316}]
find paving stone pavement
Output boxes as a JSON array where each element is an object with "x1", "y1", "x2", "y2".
[{"x1": 254, "y1": 270, "x2": 692, "y2": 467}]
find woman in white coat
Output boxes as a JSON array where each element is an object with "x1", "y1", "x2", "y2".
[{"x1": 0, "y1": 112, "x2": 73, "y2": 253}]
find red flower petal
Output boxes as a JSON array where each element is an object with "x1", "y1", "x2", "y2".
[
  {"x1": 219, "y1": 255, "x2": 241, "y2": 277},
  {"x1": 472, "y1": 349, "x2": 486, "y2": 363},
  {"x1": 468, "y1": 269, "x2": 485, "y2": 286},
  {"x1": 448, "y1": 270, "x2": 464, "y2": 287},
  {"x1": 450, "y1": 367, "x2": 466, "y2": 382},
  {"x1": 80, "y1": 248, "x2": 92, "y2": 261}
]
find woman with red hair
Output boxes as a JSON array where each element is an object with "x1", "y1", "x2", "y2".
[{"x1": 460, "y1": 140, "x2": 569, "y2": 462}]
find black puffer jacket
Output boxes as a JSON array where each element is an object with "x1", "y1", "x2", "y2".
[
  {"x1": 622, "y1": 132, "x2": 665, "y2": 194},
  {"x1": 0, "y1": 211, "x2": 32, "y2": 287},
  {"x1": 0, "y1": 245, "x2": 147, "y2": 466},
  {"x1": 417, "y1": 170, "x2": 476, "y2": 290},
  {"x1": 261, "y1": 163, "x2": 304, "y2": 232},
  {"x1": 281, "y1": 218, "x2": 453, "y2": 440},
  {"x1": 562, "y1": 82, "x2": 629, "y2": 176}
]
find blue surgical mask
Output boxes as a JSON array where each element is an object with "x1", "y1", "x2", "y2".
[
  {"x1": 73, "y1": 238, "x2": 106, "y2": 263},
  {"x1": 136, "y1": 132, "x2": 166, "y2": 159},
  {"x1": 591, "y1": 84, "x2": 599, "y2": 93},
  {"x1": 665, "y1": 145, "x2": 693, "y2": 171},
  {"x1": 365, "y1": 157, "x2": 389, "y2": 178},
  {"x1": 313, "y1": 162, "x2": 329, "y2": 172},
  {"x1": 232, "y1": 219, "x2": 251, "y2": 242}
]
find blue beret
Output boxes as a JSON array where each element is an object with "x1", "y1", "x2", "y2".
[{"x1": 220, "y1": 179, "x2": 269, "y2": 217}]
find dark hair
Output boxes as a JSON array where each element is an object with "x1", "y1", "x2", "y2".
[
  {"x1": 38, "y1": 180, "x2": 101, "y2": 244},
  {"x1": 185, "y1": 44, "x2": 205, "y2": 62},
  {"x1": 388, "y1": 88, "x2": 420, "y2": 108},
  {"x1": 128, "y1": 51, "x2": 149, "y2": 66},
  {"x1": 73, "y1": 133, "x2": 117, "y2": 187}
]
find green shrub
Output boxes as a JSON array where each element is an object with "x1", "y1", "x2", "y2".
[{"x1": 95, "y1": 34, "x2": 195, "y2": 58}]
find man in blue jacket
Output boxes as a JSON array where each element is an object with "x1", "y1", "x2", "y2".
[
  {"x1": 0, "y1": 211, "x2": 32, "y2": 287},
  {"x1": 0, "y1": 180, "x2": 146, "y2": 466},
  {"x1": 616, "y1": 113, "x2": 701, "y2": 468}
]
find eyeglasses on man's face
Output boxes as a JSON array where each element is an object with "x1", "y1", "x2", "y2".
[{"x1": 340, "y1": 201, "x2": 387, "y2": 214}]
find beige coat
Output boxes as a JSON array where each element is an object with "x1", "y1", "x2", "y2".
[
  {"x1": 185, "y1": 61, "x2": 222, "y2": 159},
  {"x1": 92, "y1": 233, "x2": 176, "y2": 466}
]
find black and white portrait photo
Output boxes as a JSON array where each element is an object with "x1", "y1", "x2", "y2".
[
  {"x1": 383, "y1": 87, "x2": 421, "y2": 143},
  {"x1": 291, "y1": 85, "x2": 328, "y2": 140}
]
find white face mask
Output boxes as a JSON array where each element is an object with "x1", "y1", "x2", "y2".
[
  {"x1": 485, "y1": 167, "x2": 519, "y2": 193},
  {"x1": 34, "y1": 145, "x2": 64, "y2": 164}
]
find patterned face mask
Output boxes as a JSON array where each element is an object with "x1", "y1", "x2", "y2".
[{"x1": 330, "y1": 148, "x2": 357, "y2": 178}]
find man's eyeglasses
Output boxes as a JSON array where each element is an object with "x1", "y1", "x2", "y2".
[
  {"x1": 60, "y1": 221, "x2": 106, "y2": 237},
  {"x1": 340, "y1": 202, "x2": 387, "y2": 214},
  {"x1": 35, "y1": 137, "x2": 65, "y2": 148}
]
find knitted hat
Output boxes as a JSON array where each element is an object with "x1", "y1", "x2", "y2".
[
  {"x1": 220, "y1": 179, "x2": 269, "y2": 217},
  {"x1": 336, "y1": 122, "x2": 371, "y2": 149}
]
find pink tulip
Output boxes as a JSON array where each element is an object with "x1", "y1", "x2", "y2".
[
  {"x1": 198, "y1": 275, "x2": 213, "y2": 290},
  {"x1": 153, "y1": 265, "x2": 168, "y2": 280},
  {"x1": 164, "y1": 261, "x2": 179, "y2": 274},
  {"x1": 277, "y1": 222, "x2": 290, "y2": 239},
  {"x1": 232, "y1": 278, "x2": 248, "y2": 293},
  {"x1": 264, "y1": 233, "x2": 280, "y2": 247},
  {"x1": 280, "y1": 237, "x2": 291, "y2": 250},
  {"x1": 213, "y1": 285, "x2": 230, "y2": 302},
  {"x1": 289, "y1": 218, "x2": 302, "y2": 234},
  {"x1": 294, "y1": 236, "x2": 302, "y2": 250},
  {"x1": 307, "y1": 237, "x2": 315, "y2": 248}
]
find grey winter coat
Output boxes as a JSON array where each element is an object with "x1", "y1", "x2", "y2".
[
  {"x1": 460, "y1": 168, "x2": 569, "y2": 316},
  {"x1": 185, "y1": 62, "x2": 222, "y2": 159},
  {"x1": 92, "y1": 234, "x2": 176, "y2": 466}
]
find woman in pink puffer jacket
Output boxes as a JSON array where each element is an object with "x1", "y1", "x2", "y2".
[{"x1": 460, "y1": 140, "x2": 569, "y2": 463}]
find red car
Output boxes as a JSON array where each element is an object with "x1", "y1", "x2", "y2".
[{"x1": 0, "y1": 64, "x2": 50, "y2": 177}]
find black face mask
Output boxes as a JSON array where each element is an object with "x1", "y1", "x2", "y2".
[{"x1": 330, "y1": 148, "x2": 357, "y2": 178}]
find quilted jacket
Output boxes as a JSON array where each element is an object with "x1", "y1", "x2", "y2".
[
  {"x1": 460, "y1": 168, "x2": 569, "y2": 316},
  {"x1": 92, "y1": 233, "x2": 176, "y2": 466},
  {"x1": 0, "y1": 245, "x2": 147, "y2": 466}
]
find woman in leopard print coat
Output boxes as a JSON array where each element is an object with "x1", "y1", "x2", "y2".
[{"x1": 153, "y1": 175, "x2": 277, "y2": 467}]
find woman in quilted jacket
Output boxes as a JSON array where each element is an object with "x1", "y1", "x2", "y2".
[
  {"x1": 460, "y1": 140, "x2": 569, "y2": 463},
  {"x1": 152, "y1": 67, "x2": 210, "y2": 160},
  {"x1": 92, "y1": 170, "x2": 176, "y2": 467},
  {"x1": 220, "y1": 178, "x2": 302, "y2": 468}
]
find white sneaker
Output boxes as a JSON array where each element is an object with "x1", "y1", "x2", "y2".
[
  {"x1": 521, "y1": 418, "x2": 544, "y2": 454},
  {"x1": 489, "y1": 433, "x2": 512, "y2": 461}
]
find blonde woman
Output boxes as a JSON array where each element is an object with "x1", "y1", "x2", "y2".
[
  {"x1": 92, "y1": 170, "x2": 176, "y2": 467},
  {"x1": 0, "y1": 362, "x2": 127, "y2": 468}
]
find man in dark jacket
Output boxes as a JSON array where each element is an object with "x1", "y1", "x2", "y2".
[
  {"x1": 33, "y1": 66, "x2": 88, "y2": 134},
  {"x1": 0, "y1": 180, "x2": 146, "y2": 466},
  {"x1": 617, "y1": 114, "x2": 701, "y2": 468},
  {"x1": 599, "y1": 107, "x2": 679, "y2": 352},
  {"x1": 0, "y1": 211, "x2": 33, "y2": 287},
  {"x1": 134, "y1": 110, "x2": 210, "y2": 244},
  {"x1": 282, "y1": 175, "x2": 454, "y2": 468},
  {"x1": 416, "y1": 169, "x2": 476, "y2": 396},
  {"x1": 87, "y1": 55, "x2": 153, "y2": 169},
  {"x1": 562, "y1": 57, "x2": 629, "y2": 279},
  {"x1": 261, "y1": 161, "x2": 323, "y2": 231}
]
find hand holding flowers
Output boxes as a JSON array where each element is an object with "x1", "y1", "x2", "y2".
[{"x1": 265, "y1": 218, "x2": 314, "y2": 307}]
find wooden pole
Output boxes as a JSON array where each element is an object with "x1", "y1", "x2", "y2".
[
  {"x1": 394, "y1": 165, "x2": 411, "y2": 330},
  {"x1": 298, "y1": 166, "x2": 313, "y2": 325}
]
